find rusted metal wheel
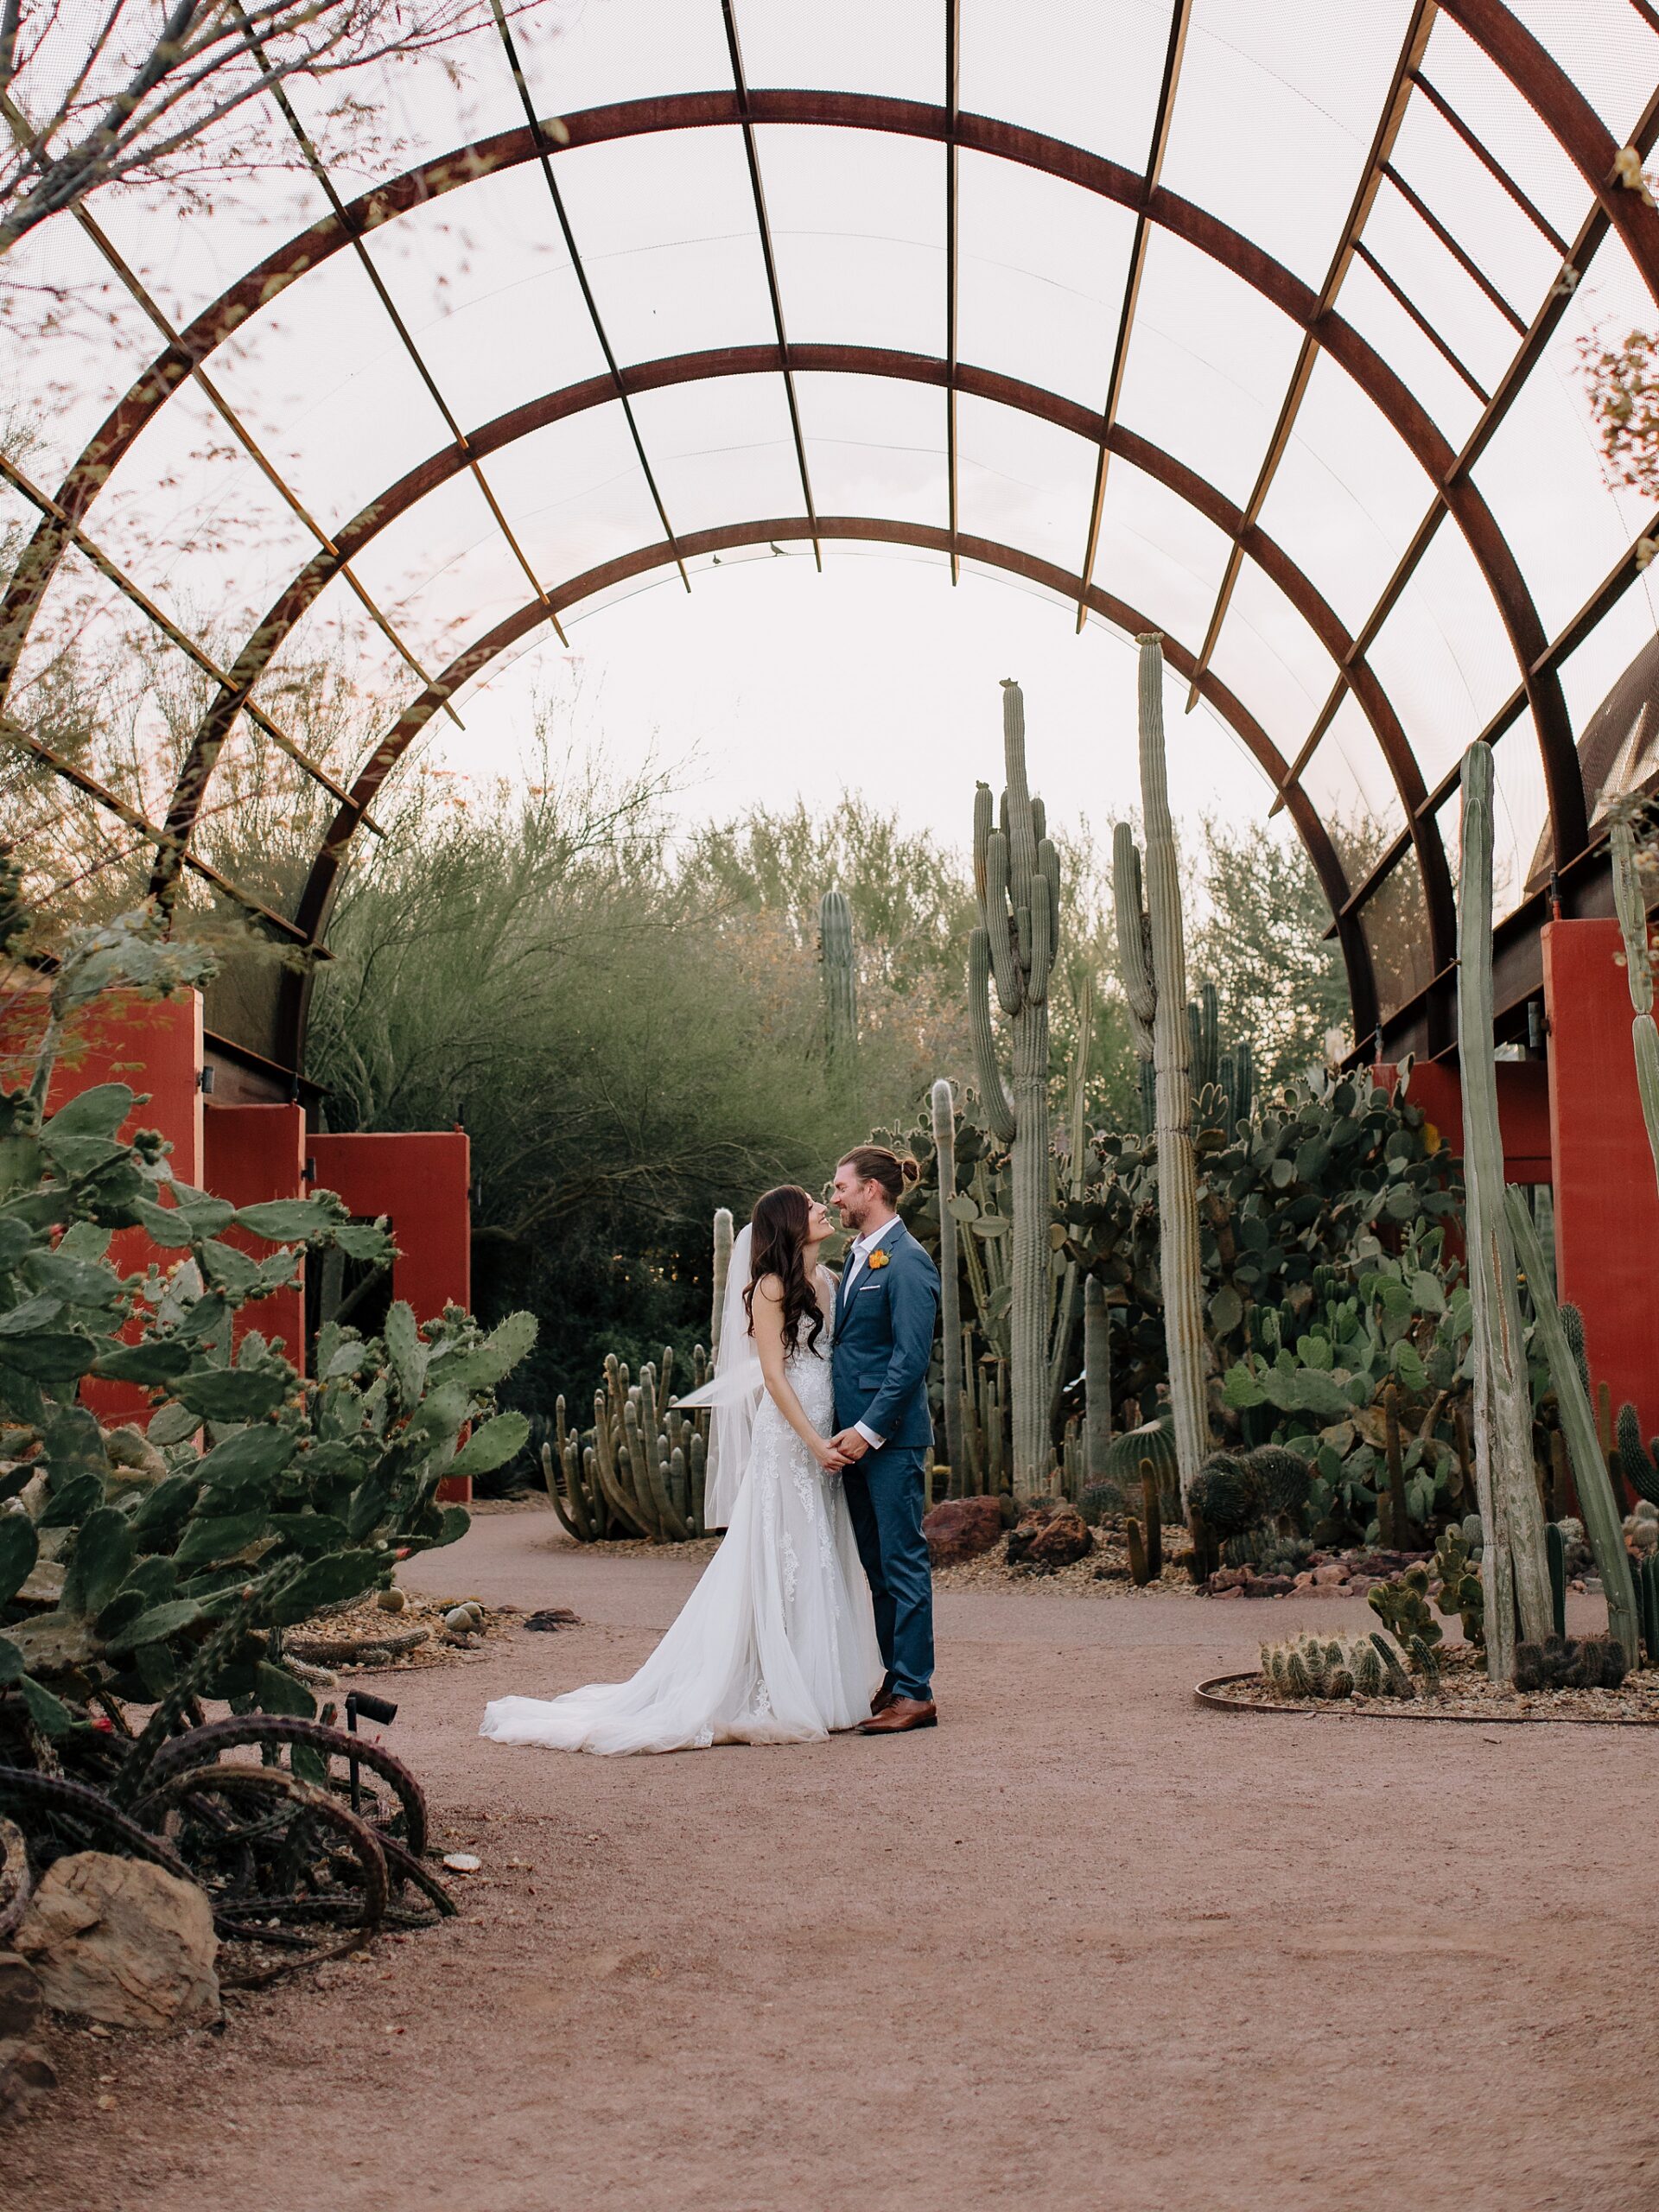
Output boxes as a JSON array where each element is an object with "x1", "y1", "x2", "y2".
[
  {"x1": 0, "y1": 1766, "x2": 194, "y2": 1878},
  {"x1": 131, "y1": 1764, "x2": 389, "y2": 1976},
  {"x1": 143, "y1": 1715, "x2": 428, "y2": 1861}
]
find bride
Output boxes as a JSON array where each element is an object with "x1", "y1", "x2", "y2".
[{"x1": 479, "y1": 1185, "x2": 884, "y2": 1755}]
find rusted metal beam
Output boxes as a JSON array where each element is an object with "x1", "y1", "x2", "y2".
[
  {"x1": 0, "y1": 449, "x2": 382, "y2": 836},
  {"x1": 1072, "y1": 0, "x2": 1192, "y2": 632},
  {"x1": 1273, "y1": 52, "x2": 1659, "y2": 850},
  {"x1": 0, "y1": 90, "x2": 464, "y2": 729},
  {"x1": 170, "y1": 343, "x2": 1422, "y2": 982},
  {"x1": 486, "y1": 0, "x2": 690, "y2": 592},
  {"x1": 945, "y1": 0, "x2": 961, "y2": 583},
  {"x1": 0, "y1": 87, "x2": 1601, "y2": 929},
  {"x1": 1407, "y1": 69, "x2": 1570, "y2": 257},
  {"x1": 3, "y1": 724, "x2": 310, "y2": 944},
  {"x1": 273, "y1": 513, "x2": 1377, "y2": 1068},
  {"x1": 1351, "y1": 240, "x2": 1491, "y2": 400},
  {"x1": 247, "y1": 23, "x2": 569, "y2": 647},
  {"x1": 1182, "y1": 2, "x2": 1437, "y2": 706},
  {"x1": 1325, "y1": 498, "x2": 1659, "y2": 928},
  {"x1": 1381, "y1": 162, "x2": 1527, "y2": 334},
  {"x1": 720, "y1": 0, "x2": 820, "y2": 570}
]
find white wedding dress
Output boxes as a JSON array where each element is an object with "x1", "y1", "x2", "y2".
[{"x1": 480, "y1": 1279, "x2": 883, "y2": 1756}]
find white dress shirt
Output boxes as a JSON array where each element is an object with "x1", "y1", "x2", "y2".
[{"x1": 842, "y1": 1213, "x2": 901, "y2": 1450}]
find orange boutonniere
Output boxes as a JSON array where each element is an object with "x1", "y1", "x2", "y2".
[{"x1": 868, "y1": 1247, "x2": 891, "y2": 1270}]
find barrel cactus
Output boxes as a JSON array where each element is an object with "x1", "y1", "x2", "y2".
[
  {"x1": 968, "y1": 678, "x2": 1064, "y2": 1496},
  {"x1": 1611, "y1": 808, "x2": 1659, "y2": 1193}
]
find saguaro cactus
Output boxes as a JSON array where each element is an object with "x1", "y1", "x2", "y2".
[
  {"x1": 1504, "y1": 1187, "x2": 1639, "y2": 1665},
  {"x1": 1611, "y1": 810, "x2": 1659, "y2": 1194},
  {"x1": 1458, "y1": 741, "x2": 1553, "y2": 1680},
  {"x1": 969, "y1": 677, "x2": 1062, "y2": 1496},
  {"x1": 931, "y1": 1077, "x2": 965, "y2": 1487},
  {"x1": 1084, "y1": 1275, "x2": 1113, "y2": 1483},
  {"x1": 1113, "y1": 635, "x2": 1206, "y2": 1505},
  {"x1": 818, "y1": 888, "x2": 857, "y2": 1069},
  {"x1": 710, "y1": 1207, "x2": 734, "y2": 1360}
]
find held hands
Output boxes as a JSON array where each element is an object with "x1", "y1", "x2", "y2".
[
  {"x1": 829, "y1": 1427, "x2": 871, "y2": 1463},
  {"x1": 813, "y1": 1435, "x2": 852, "y2": 1474}
]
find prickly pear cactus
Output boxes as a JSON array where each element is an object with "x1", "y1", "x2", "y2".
[{"x1": 0, "y1": 912, "x2": 534, "y2": 1742}]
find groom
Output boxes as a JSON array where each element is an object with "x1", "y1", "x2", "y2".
[{"x1": 829, "y1": 1145, "x2": 942, "y2": 1735}]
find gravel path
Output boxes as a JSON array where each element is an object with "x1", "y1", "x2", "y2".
[{"x1": 11, "y1": 1506, "x2": 1656, "y2": 2212}]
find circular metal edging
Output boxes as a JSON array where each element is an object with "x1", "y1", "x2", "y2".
[{"x1": 1194, "y1": 1670, "x2": 1659, "y2": 1726}]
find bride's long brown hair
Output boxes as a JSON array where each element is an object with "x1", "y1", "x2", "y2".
[{"x1": 742, "y1": 1185, "x2": 825, "y2": 1357}]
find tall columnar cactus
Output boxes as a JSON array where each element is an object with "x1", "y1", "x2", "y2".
[
  {"x1": 1188, "y1": 980, "x2": 1219, "y2": 1093},
  {"x1": 710, "y1": 1206, "x2": 734, "y2": 1361},
  {"x1": 969, "y1": 677, "x2": 1062, "y2": 1496},
  {"x1": 1504, "y1": 1188, "x2": 1639, "y2": 1666},
  {"x1": 818, "y1": 887, "x2": 858, "y2": 1070},
  {"x1": 1610, "y1": 811, "x2": 1659, "y2": 1193},
  {"x1": 931, "y1": 1077, "x2": 965, "y2": 1488},
  {"x1": 1113, "y1": 634, "x2": 1206, "y2": 1505},
  {"x1": 1084, "y1": 1275, "x2": 1113, "y2": 1483},
  {"x1": 1458, "y1": 741, "x2": 1553, "y2": 1680}
]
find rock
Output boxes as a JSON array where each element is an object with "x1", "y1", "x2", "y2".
[
  {"x1": 0, "y1": 2034, "x2": 55, "y2": 2119},
  {"x1": 1005, "y1": 1501, "x2": 1093, "y2": 1571},
  {"x1": 0, "y1": 1951, "x2": 41, "y2": 2039},
  {"x1": 1312, "y1": 1562, "x2": 1349, "y2": 1586},
  {"x1": 442, "y1": 1605, "x2": 475, "y2": 1632},
  {"x1": 1247, "y1": 1574, "x2": 1296, "y2": 1598},
  {"x1": 14, "y1": 1853, "x2": 218, "y2": 2031},
  {"x1": 924, "y1": 1497, "x2": 1005, "y2": 1567}
]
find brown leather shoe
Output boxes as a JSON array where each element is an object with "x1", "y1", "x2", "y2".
[
  {"x1": 868, "y1": 1686, "x2": 897, "y2": 1717},
  {"x1": 856, "y1": 1697, "x2": 937, "y2": 1734}
]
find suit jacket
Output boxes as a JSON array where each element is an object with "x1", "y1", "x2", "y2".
[{"x1": 831, "y1": 1218, "x2": 940, "y2": 1450}]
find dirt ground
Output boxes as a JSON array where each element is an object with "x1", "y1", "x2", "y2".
[{"x1": 10, "y1": 1504, "x2": 1658, "y2": 2212}]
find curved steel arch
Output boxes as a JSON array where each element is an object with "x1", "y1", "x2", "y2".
[
  {"x1": 0, "y1": 84, "x2": 1597, "y2": 926},
  {"x1": 270, "y1": 515, "x2": 1379, "y2": 1069},
  {"x1": 159, "y1": 342, "x2": 1456, "y2": 997}
]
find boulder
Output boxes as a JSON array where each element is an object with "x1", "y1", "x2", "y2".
[
  {"x1": 0, "y1": 2033, "x2": 55, "y2": 2119},
  {"x1": 924, "y1": 1496, "x2": 1005, "y2": 1567},
  {"x1": 0, "y1": 1951, "x2": 41, "y2": 2039},
  {"x1": 15, "y1": 1853, "x2": 218, "y2": 2031},
  {"x1": 1006, "y1": 1501, "x2": 1093, "y2": 1571}
]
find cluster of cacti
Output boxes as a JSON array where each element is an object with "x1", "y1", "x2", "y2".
[
  {"x1": 1457, "y1": 741, "x2": 1554, "y2": 1681},
  {"x1": 1368, "y1": 1563, "x2": 1443, "y2": 1660},
  {"x1": 818, "y1": 888, "x2": 858, "y2": 1073},
  {"x1": 1432, "y1": 1517, "x2": 1485, "y2": 1647},
  {"x1": 1187, "y1": 981, "x2": 1255, "y2": 1135},
  {"x1": 1609, "y1": 807, "x2": 1659, "y2": 1194},
  {"x1": 1627, "y1": 1497, "x2": 1659, "y2": 1554},
  {"x1": 1046, "y1": 976, "x2": 1096, "y2": 1438},
  {"x1": 1113, "y1": 635, "x2": 1206, "y2": 1503},
  {"x1": 968, "y1": 679, "x2": 1064, "y2": 1497},
  {"x1": 1513, "y1": 1632, "x2": 1630, "y2": 1692},
  {"x1": 1503, "y1": 1193, "x2": 1640, "y2": 1663},
  {"x1": 1261, "y1": 1630, "x2": 1414, "y2": 1700},
  {"x1": 0, "y1": 911, "x2": 533, "y2": 1741},
  {"x1": 931, "y1": 1079, "x2": 965, "y2": 1487},
  {"x1": 955, "y1": 1351, "x2": 1009, "y2": 1497},
  {"x1": 546, "y1": 1345, "x2": 710, "y2": 1543}
]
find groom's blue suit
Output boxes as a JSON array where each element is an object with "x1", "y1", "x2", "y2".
[{"x1": 832, "y1": 1220, "x2": 940, "y2": 1705}]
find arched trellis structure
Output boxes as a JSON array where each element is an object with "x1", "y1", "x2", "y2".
[{"x1": 7, "y1": 0, "x2": 1659, "y2": 1080}]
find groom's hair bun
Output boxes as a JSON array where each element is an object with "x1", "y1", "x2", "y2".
[{"x1": 838, "y1": 1144, "x2": 919, "y2": 1200}]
